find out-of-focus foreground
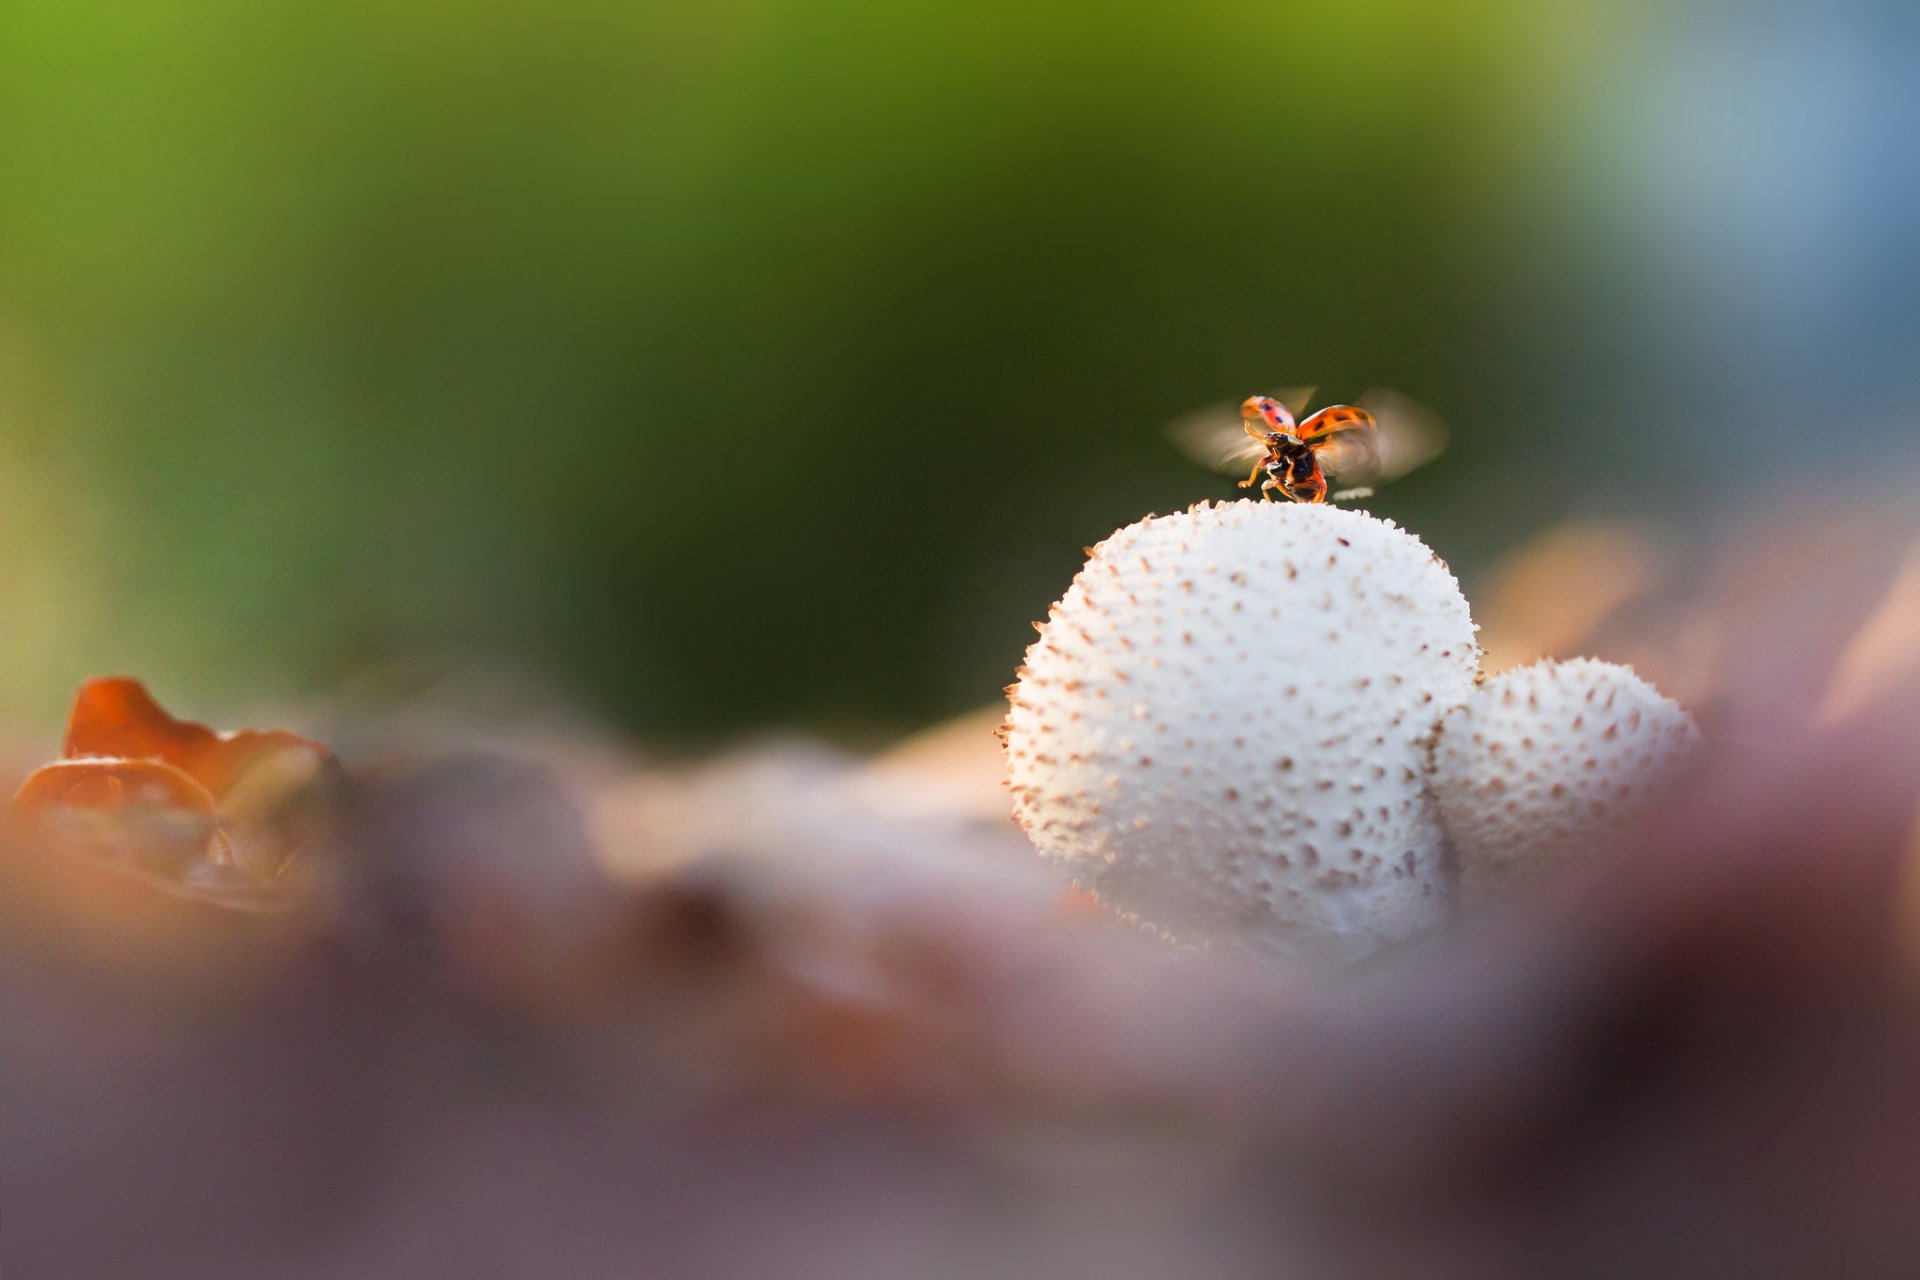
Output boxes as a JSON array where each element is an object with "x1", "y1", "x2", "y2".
[{"x1": 6, "y1": 502, "x2": 1920, "y2": 1278}]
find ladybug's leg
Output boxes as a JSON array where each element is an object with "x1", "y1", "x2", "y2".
[
  {"x1": 1238, "y1": 461, "x2": 1264, "y2": 490},
  {"x1": 1259, "y1": 477, "x2": 1283, "y2": 501}
]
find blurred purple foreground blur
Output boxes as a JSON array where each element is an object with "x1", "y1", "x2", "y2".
[{"x1": 6, "y1": 503, "x2": 1920, "y2": 1279}]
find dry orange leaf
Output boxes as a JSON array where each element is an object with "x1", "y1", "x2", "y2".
[
  {"x1": 10, "y1": 677, "x2": 336, "y2": 877},
  {"x1": 61, "y1": 677, "x2": 326, "y2": 798}
]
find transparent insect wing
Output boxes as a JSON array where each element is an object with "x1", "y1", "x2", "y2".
[
  {"x1": 1167, "y1": 402, "x2": 1268, "y2": 474},
  {"x1": 1354, "y1": 387, "x2": 1448, "y2": 483},
  {"x1": 1301, "y1": 389, "x2": 1448, "y2": 497},
  {"x1": 1270, "y1": 385, "x2": 1318, "y2": 421},
  {"x1": 1310, "y1": 429, "x2": 1385, "y2": 488}
]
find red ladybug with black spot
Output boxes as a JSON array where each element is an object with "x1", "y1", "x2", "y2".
[{"x1": 1170, "y1": 386, "x2": 1447, "y2": 504}]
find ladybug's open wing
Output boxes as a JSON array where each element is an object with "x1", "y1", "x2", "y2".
[
  {"x1": 1167, "y1": 402, "x2": 1266, "y2": 475},
  {"x1": 1296, "y1": 403, "x2": 1375, "y2": 442},
  {"x1": 1271, "y1": 385, "x2": 1318, "y2": 420},
  {"x1": 1311, "y1": 430, "x2": 1385, "y2": 495},
  {"x1": 1312, "y1": 389, "x2": 1448, "y2": 492}
]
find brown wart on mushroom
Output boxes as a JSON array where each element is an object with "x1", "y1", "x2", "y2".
[
  {"x1": 1430, "y1": 657, "x2": 1701, "y2": 907},
  {"x1": 1002, "y1": 501, "x2": 1479, "y2": 964}
]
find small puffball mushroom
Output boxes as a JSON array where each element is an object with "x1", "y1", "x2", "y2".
[
  {"x1": 1004, "y1": 501, "x2": 1479, "y2": 964},
  {"x1": 1431, "y1": 657, "x2": 1700, "y2": 907}
]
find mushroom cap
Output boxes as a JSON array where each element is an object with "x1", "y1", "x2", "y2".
[
  {"x1": 1004, "y1": 501, "x2": 1479, "y2": 962},
  {"x1": 1432, "y1": 657, "x2": 1701, "y2": 906}
]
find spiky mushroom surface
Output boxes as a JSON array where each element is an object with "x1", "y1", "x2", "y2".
[
  {"x1": 1431, "y1": 657, "x2": 1701, "y2": 907},
  {"x1": 1003, "y1": 501, "x2": 1479, "y2": 963}
]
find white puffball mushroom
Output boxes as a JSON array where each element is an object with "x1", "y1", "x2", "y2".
[
  {"x1": 1003, "y1": 501, "x2": 1479, "y2": 964},
  {"x1": 1431, "y1": 657, "x2": 1701, "y2": 907}
]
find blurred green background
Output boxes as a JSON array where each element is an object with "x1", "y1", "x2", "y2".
[{"x1": 0, "y1": 1, "x2": 1908, "y2": 743}]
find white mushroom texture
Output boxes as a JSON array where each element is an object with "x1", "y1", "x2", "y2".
[
  {"x1": 1431, "y1": 657, "x2": 1700, "y2": 906},
  {"x1": 1003, "y1": 500, "x2": 1479, "y2": 963}
]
